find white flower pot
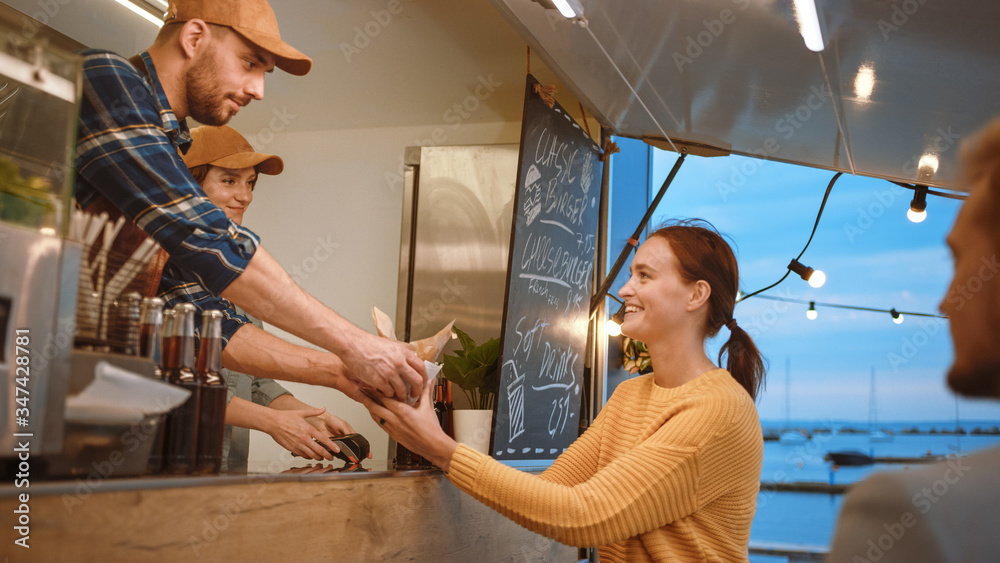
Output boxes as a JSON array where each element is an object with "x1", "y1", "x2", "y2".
[{"x1": 453, "y1": 409, "x2": 493, "y2": 455}]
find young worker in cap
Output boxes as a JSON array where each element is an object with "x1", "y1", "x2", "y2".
[
  {"x1": 74, "y1": 0, "x2": 426, "y2": 403},
  {"x1": 162, "y1": 125, "x2": 365, "y2": 468}
]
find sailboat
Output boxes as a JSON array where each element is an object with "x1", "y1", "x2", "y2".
[
  {"x1": 868, "y1": 366, "x2": 893, "y2": 443},
  {"x1": 779, "y1": 357, "x2": 807, "y2": 445}
]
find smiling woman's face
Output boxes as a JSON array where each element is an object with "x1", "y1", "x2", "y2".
[{"x1": 201, "y1": 165, "x2": 257, "y2": 225}]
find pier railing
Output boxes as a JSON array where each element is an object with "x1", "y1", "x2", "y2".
[{"x1": 749, "y1": 540, "x2": 827, "y2": 562}]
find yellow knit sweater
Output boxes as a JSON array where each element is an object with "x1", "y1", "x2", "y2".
[{"x1": 446, "y1": 369, "x2": 763, "y2": 562}]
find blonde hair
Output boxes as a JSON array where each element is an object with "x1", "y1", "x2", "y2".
[{"x1": 960, "y1": 117, "x2": 1000, "y2": 192}]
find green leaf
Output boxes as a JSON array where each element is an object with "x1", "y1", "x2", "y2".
[
  {"x1": 442, "y1": 355, "x2": 476, "y2": 389},
  {"x1": 454, "y1": 326, "x2": 477, "y2": 354},
  {"x1": 465, "y1": 364, "x2": 493, "y2": 389}
]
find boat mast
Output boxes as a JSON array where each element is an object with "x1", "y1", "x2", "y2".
[{"x1": 869, "y1": 365, "x2": 877, "y2": 432}]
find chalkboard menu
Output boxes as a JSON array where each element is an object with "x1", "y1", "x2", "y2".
[{"x1": 492, "y1": 75, "x2": 604, "y2": 463}]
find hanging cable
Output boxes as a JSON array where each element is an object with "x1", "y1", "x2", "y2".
[
  {"x1": 749, "y1": 294, "x2": 948, "y2": 320},
  {"x1": 738, "y1": 172, "x2": 843, "y2": 302}
]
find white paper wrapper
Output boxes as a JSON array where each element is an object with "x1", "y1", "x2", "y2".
[
  {"x1": 65, "y1": 361, "x2": 191, "y2": 423},
  {"x1": 372, "y1": 307, "x2": 452, "y2": 405}
]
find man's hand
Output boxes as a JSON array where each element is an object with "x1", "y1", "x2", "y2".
[
  {"x1": 342, "y1": 332, "x2": 427, "y2": 402},
  {"x1": 262, "y1": 406, "x2": 344, "y2": 461},
  {"x1": 222, "y1": 249, "x2": 428, "y2": 401}
]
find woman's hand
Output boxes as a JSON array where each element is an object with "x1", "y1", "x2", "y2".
[
  {"x1": 357, "y1": 380, "x2": 457, "y2": 471},
  {"x1": 261, "y1": 406, "x2": 345, "y2": 462}
]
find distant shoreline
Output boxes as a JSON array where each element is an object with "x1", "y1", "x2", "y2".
[{"x1": 762, "y1": 424, "x2": 1000, "y2": 440}]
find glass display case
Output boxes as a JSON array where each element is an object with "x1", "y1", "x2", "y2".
[
  {"x1": 0, "y1": 16, "x2": 83, "y2": 461},
  {"x1": 0, "y1": 20, "x2": 81, "y2": 234}
]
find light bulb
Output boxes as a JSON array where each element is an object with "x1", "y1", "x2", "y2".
[
  {"x1": 908, "y1": 185, "x2": 928, "y2": 223},
  {"x1": 907, "y1": 208, "x2": 927, "y2": 223},
  {"x1": 806, "y1": 302, "x2": 818, "y2": 320},
  {"x1": 788, "y1": 259, "x2": 825, "y2": 289},
  {"x1": 892, "y1": 314, "x2": 904, "y2": 325},
  {"x1": 807, "y1": 269, "x2": 826, "y2": 288},
  {"x1": 605, "y1": 321, "x2": 622, "y2": 337}
]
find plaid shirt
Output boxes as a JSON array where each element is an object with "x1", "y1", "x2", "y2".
[
  {"x1": 158, "y1": 257, "x2": 251, "y2": 350},
  {"x1": 75, "y1": 50, "x2": 260, "y2": 296}
]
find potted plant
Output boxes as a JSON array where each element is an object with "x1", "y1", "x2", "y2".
[
  {"x1": 442, "y1": 327, "x2": 499, "y2": 453},
  {"x1": 622, "y1": 335, "x2": 652, "y2": 375}
]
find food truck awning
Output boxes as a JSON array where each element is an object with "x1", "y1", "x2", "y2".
[{"x1": 487, "y1": 0, "x2": 1000, "y2": 191}]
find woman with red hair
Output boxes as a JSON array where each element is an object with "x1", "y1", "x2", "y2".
[{"x1": 364, "y1": 220, "x2": 766, "y2": 562}]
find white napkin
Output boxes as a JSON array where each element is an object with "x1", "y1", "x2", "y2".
[{"x1": 65, "y1": 361, "x2": 190, "y2": 424}]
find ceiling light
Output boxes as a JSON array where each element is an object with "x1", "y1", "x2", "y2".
[
  {"x1": 854, "y1": 63, "x2": 875, "y2": 101},
  {"x1": 806, "y1": 301, "x2": 818, "y2": 320},
  {"x1": 890, "y1": 308, "x2": 904, "y2": 325},
  {"x1": 552, "y1": 0, "x2": 583, "y2": 18},
  {"x1": 908, "y1": 185, "x2": 928, "y2": 223},
  {"x1": 793, "y1": 0, "x2": 826, "y2": 52},
  {"x1": 114, "y1": 0, "x2": 164, "y2": 27},
  {"x1": 531, "y1": 0, "x2": 584, "y2": 18},
  {"x1": 788, "y1": 258, "x2": 826, "y2": 288}
]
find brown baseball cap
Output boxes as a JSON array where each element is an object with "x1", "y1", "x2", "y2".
[
  {"x1": 183, "y1": 125, "x2": 284, "y2": 175},
  {"x1": 163, "y1": 0, "x2": 312, "y2": 76}
]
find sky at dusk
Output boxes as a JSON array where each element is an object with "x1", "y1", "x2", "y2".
[{"x1": 644, "y1": 149, "x2": 1000, "y2": 425}]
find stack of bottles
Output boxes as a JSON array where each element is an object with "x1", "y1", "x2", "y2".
[{"x1": 135, "y1": 299, "x2": 228, "y2": 475}]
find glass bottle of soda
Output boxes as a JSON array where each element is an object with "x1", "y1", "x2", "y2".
[
  {"x1": 163, "y1": 303, "x2": 201, "y2": 474},
  {"x1": 143, "y1": 300, "x2": 168, "y2": 475},
  {"x1": 195, "y1": 310, "x2": 227, "y2": 475},
  {"x1": 138, "y1": 297, "x2": 165, "y2": 370},
  {"x1": 394, "y1": 441, "x2": 425, "y2": 469},
  {"x1": 442, "y1": 379, "x2": 455, "y2": 440}
]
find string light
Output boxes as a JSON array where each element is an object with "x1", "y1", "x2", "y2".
[
  {"x1": 890, "y1": 308, "x2": 904, "y2": 325},
  {"x1": 748, "y1": 295, "x2": 946, "y2": 323},
  {"x1": 788, "y1": 258, "x2": 827, "y2": 288},
  {"x1": 907, "y1": 185, "x2": 928, "y2": 223},
  {"x1": 806, "y1": 301, "x2": 818, "y2": 320},
  {"x1": 890, "y1": 181, "x2": 967, "y2": 224},
  {"x1": 604, "y1": 295, "x2": 627, "y2": 336},
  {"x1": 739, "y1": 173, "x2": 841, "y2": 303}
]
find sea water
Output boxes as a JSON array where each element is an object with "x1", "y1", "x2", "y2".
[{"x1": 748, "y1": 420, "x2": 1000, "y2": 562}]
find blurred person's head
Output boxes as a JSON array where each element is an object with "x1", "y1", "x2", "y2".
[
  {"x1": 941, "y1": 117, "x2": 1000, "y2": 397},
  {"x1": 183, "y1": 125, "x2": 283, "y2": 225}
]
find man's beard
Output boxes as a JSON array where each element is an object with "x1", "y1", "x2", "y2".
[
  {"x1": 186, "y1": 46, "x2": 236, "y2": 126},
  {"x1": 948, "y1": 362, "x2": 1000, "y2": 399}
]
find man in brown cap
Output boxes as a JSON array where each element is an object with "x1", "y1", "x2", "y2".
[{"x1": 74, "y1": 0, "x2": 426, "y2": 402}]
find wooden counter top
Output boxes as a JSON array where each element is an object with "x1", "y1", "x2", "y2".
[{"x1": 1, "y1": 457, "x2": 581, "y2": 562}]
